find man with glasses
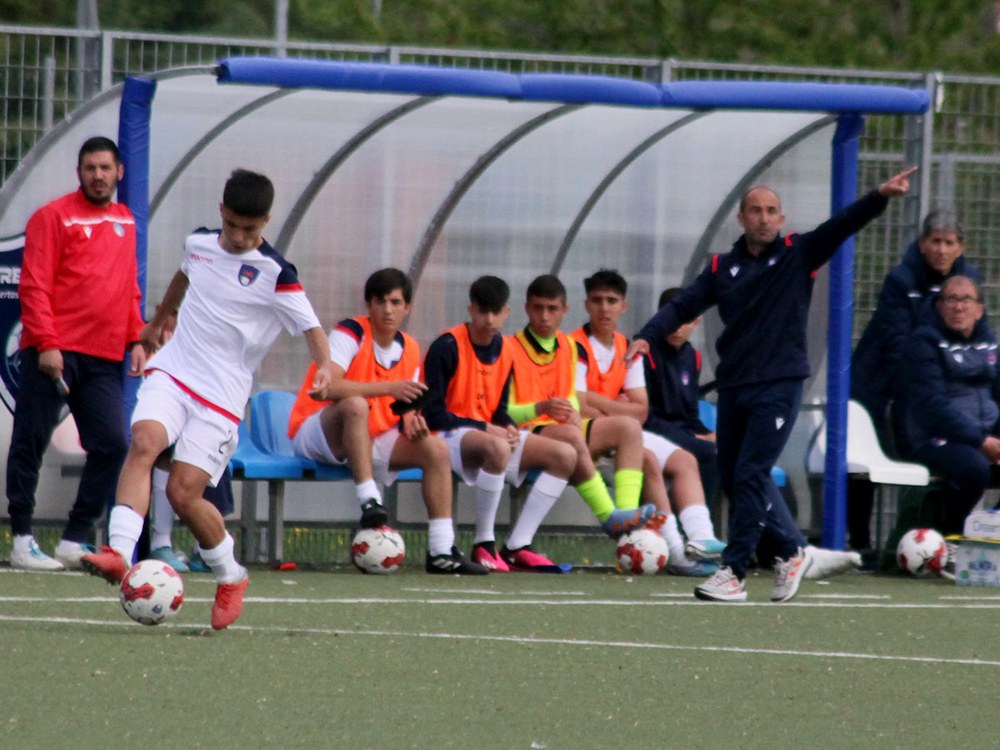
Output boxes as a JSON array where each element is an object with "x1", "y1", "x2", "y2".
[{"x1": 896, "y1": 275, "x2": 1000, "y2": 540}]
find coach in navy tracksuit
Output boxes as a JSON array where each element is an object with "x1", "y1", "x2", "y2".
[
  {"x1": 627, "y1": 167, "x2": 915, "y2": 602},
  {"x1": 848, "y1": 210, "x2": 979, "y2": 548},
  {"x1": 896, "y1": 276, "x2": 1000, "y2": 536}
]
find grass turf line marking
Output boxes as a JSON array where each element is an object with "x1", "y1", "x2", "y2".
[
  {"x1": 402, "y1": 587, "x2": 588, "y2": 596},
  {"x1": 3, "y1": 613, "x2": 997, "y2": 669},
  {"x1": 7, "y1": 595, "x2": 1000, "y2": 609}
]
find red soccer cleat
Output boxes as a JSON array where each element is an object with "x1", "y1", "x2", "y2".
[
  {"x1": 211, "y1": 573, "x2": 249, "y2": 630},
  {"x1": 80, "y1": 546, "x2": 128, "y2": 584}
]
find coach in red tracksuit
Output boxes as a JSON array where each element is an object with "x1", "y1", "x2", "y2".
[
  {"x1": 6, "y1": 136, "x2": 146, "y2": 571},
  {"x1": 627, "y1": 167, "x2": 915, "y2": 603}
]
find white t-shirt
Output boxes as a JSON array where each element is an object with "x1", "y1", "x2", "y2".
[
  {"x1": 148, "y1": 230, "x2": 321, "y2": 418},
  {"x1": 576, "y1": 333, "x2": 645, "y2": 394}
]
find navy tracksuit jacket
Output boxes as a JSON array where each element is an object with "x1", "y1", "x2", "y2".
[
  {"x1": 896, "y1": 308, "x2": 1000, "y2": 534},
  {"x1": 851, "y1": 239, "x2": 981, "y2": 435}
]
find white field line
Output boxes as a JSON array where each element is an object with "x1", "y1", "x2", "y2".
[
  {"x1": 3, "y1": 594, "x2": 1000, "y2": 609},
  {"x1": 0, "y1": 613, "x2": 998, "y2": 669}
]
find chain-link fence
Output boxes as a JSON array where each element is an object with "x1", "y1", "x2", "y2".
[{"x1": 1, "y1": 24, "x2": 998, "y2": 328}]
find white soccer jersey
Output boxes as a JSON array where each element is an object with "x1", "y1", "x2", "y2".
[{"x1": 148, "y1": 230, "x2": 321, "y2": 419}]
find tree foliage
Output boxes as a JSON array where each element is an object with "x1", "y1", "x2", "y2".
[{"x1": 3, "y1": 0, "x2": 1000, "y2": 75}]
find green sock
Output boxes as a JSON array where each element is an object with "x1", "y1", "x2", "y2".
[
  {"x1": 576, "y1": 473, "x2": 616, "y2": 521},
  {"x1": 614, "y1": 468, "x2": 644, "y2": 510}
]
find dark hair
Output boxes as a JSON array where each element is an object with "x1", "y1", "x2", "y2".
[
  {"x1": 526, "y1": 274, "x2": 566, "y2": 302},
  {"x1": 78, "y1": 136, "x2": 120, "y2": 166},
  {"x1": 470, "y1": 275, "x2": 509, "y2": 313},
  {"x1": 222, "y1": 169, "x2": 274, "y2": 218},
  {"x1": 921, "y1": 209, "x2": 965, "y2": 244},
  {"x1": 584, "y1": 269, "x2": 627, "y2": 297},
  {"x1": 364, "y1": 267, "x2": 412, "y2": 303},
  {"x1": 658, "y1": 287, "x2": 683, "y2": 309}
]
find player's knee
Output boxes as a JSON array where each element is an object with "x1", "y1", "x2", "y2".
[
  {"x1": 337, "y1": 396, "x2": 368, "y2": 421},
  {"x1": 483, "y1": 435, "x2": 511, "y2": 470},
  {"x1": 667, "y1": 448, "x2": 698, "y2": 475},
  {"x1": 427, "y1": 435, "x2": 450, "y2": 464},
  {"x1": 550, "y1": 442, "x2": 577, "y2": 478},
  {"x1": 125, "y1": 428, "x2": 165, "y2": 462}
]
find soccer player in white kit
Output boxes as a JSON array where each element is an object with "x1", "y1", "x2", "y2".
[{"x1": 82, "y1": 169, "x2": 333, "y2": 630}]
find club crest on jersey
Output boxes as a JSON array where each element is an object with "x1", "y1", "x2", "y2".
[
  {"x1": 238, "y1": 264, "x2": 260, "y2": 287},
  {"x1": 113, "y1": 222, "x2": 126, "y2": 237},
  {"x1": 681, "y1": 371, "x2": 690, "y2": 386},
  {"x1": 775, "y1": 417, "x2": 785, "y2": 431},
  {"x1": 729, "y1": 266, "x2": 740, "y2": 277}
]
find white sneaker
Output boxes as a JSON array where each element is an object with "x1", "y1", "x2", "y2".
[
  {"x1": 11, "y1": 537, "x2": 66, "y2": 571},
  {"x1": 694, "y1": 565, "x2": 747, "y2": 602},
  {"x1": 803, "y1": 545, "x2": 862, "y2": 580},
  {"x1": 54, "y1": 539, "x2": 96, "y2": 570},
  {"x1": 771, "y1": 546, "x2": 813, "y2": 602}
]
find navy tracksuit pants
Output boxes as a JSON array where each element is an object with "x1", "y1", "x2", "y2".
[
  {"x1": 908, "y1": 441, "x2": 998, "y2": 536},
  {"x1": 716, "y1": 378, "x2": 804, "y2": 579},
  {"x1": 6, "y1": 349, "x2": 128, "y2": 542}
]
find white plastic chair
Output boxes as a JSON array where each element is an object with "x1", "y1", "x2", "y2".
[{"x1": 807, "y1": 399, "x2": 930, "y2": 558}]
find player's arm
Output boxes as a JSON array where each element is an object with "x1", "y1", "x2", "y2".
[
  {"x1": 140, "y1": 270, "x2": 189, "y2": 355},
  {"x1": 421, "y1": 334, "x2": 487, "y2": 432},
  {"x1": 628, "y1": 271, "x2": 715, "y2": 360},
  {"x1": 303, "y1": 326, "x2": 335, "y2": 397},
  {"x1": 490, "y1": 372, "x2": 518, "y2": 430},
  {"x1": 801, "y1": 166, "x2": 915, "y2": 269}
]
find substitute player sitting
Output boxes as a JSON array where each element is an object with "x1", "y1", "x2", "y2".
[
  {"x1": 287, "y1": 267, "x2": 487, "y2": 575},
  {"x1": 82, "y1": 169, "x2": 333, "y2": 629},
  {"x1": 507, "y1": 274, "x2": 655, "y2": 538},
  {"x1": 422, "y1": 275, "x2": 577, "y2": 571},
  {"x1": 571, "y1": 269, "x2": 724, "y2": 575}
]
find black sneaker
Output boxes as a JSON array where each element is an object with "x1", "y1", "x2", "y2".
[
  {"x1": 425, "y1": 546, "x2": 489, "y2": 575},
  {"x1": 359, "y1": 499, "x2": 389, "y2": 529}
]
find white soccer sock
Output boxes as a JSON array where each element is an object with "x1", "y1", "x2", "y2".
[
  {"x1": 108, "y1": 505, "x2": 145, "y2": 564},
  {"x1": 355, "y1": 479, "x2": 382, "y2": 505},
  {"x1": 150, "y1": 468, "x2": 173, "y2": 550},
  {"x1": 659, "y1": 513, "x2": 688, "y2": 564},
  {"x1": 679, "y1": 505, "x2": 717, "y2": 541},
  {"x1": 198, "y1": 533, "x2": 244, "y2": 583},
  {"x1": 427, "y1": 517, "x2": 455, "y2": 557},
  {"x1": 505, "y1": 472, "x2": 566, "y2": 550},
  {"x1": 473, "y1": 470, "x2": 506, "y2": 545}
]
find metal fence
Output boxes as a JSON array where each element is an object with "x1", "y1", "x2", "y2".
[{"x1": 1, "y1": 24, "x2": 998, "y2": 328}]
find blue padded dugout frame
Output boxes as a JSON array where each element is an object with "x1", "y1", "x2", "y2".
[{"x1": 119, "y1": 58, "x2": 929, "y2": 549}]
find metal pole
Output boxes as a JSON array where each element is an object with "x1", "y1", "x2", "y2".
[{"x1": 275, "y1": 0, "x2": 288, "y2": 58}]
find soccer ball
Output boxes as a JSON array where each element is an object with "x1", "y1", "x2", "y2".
[
  {"x1": 119, "y1": 559, "x2": 185, "y2": 626},
  {"x1": 896, "y1": 528, "x2": 948, "y2": 577},
  {"x1": 351, "y1": 526, "x2": 406, "y2": 574},
  {"x1": 616, "y1": 528, "x2": 668, "y2": 575}
]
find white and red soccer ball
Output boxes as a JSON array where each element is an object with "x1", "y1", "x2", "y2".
[
  {"x1": 896, "y1": 528, "x2": 948, "y2": 577},
  {"x1": 616, "y1": 528, "x2": 668, "y2": 575},
  {"x1": 351, "y1": 526, "x2": 406, "y2": 574},
  {"x1": 119, "y1": 559, "x2": 185, "y2": 625}
]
